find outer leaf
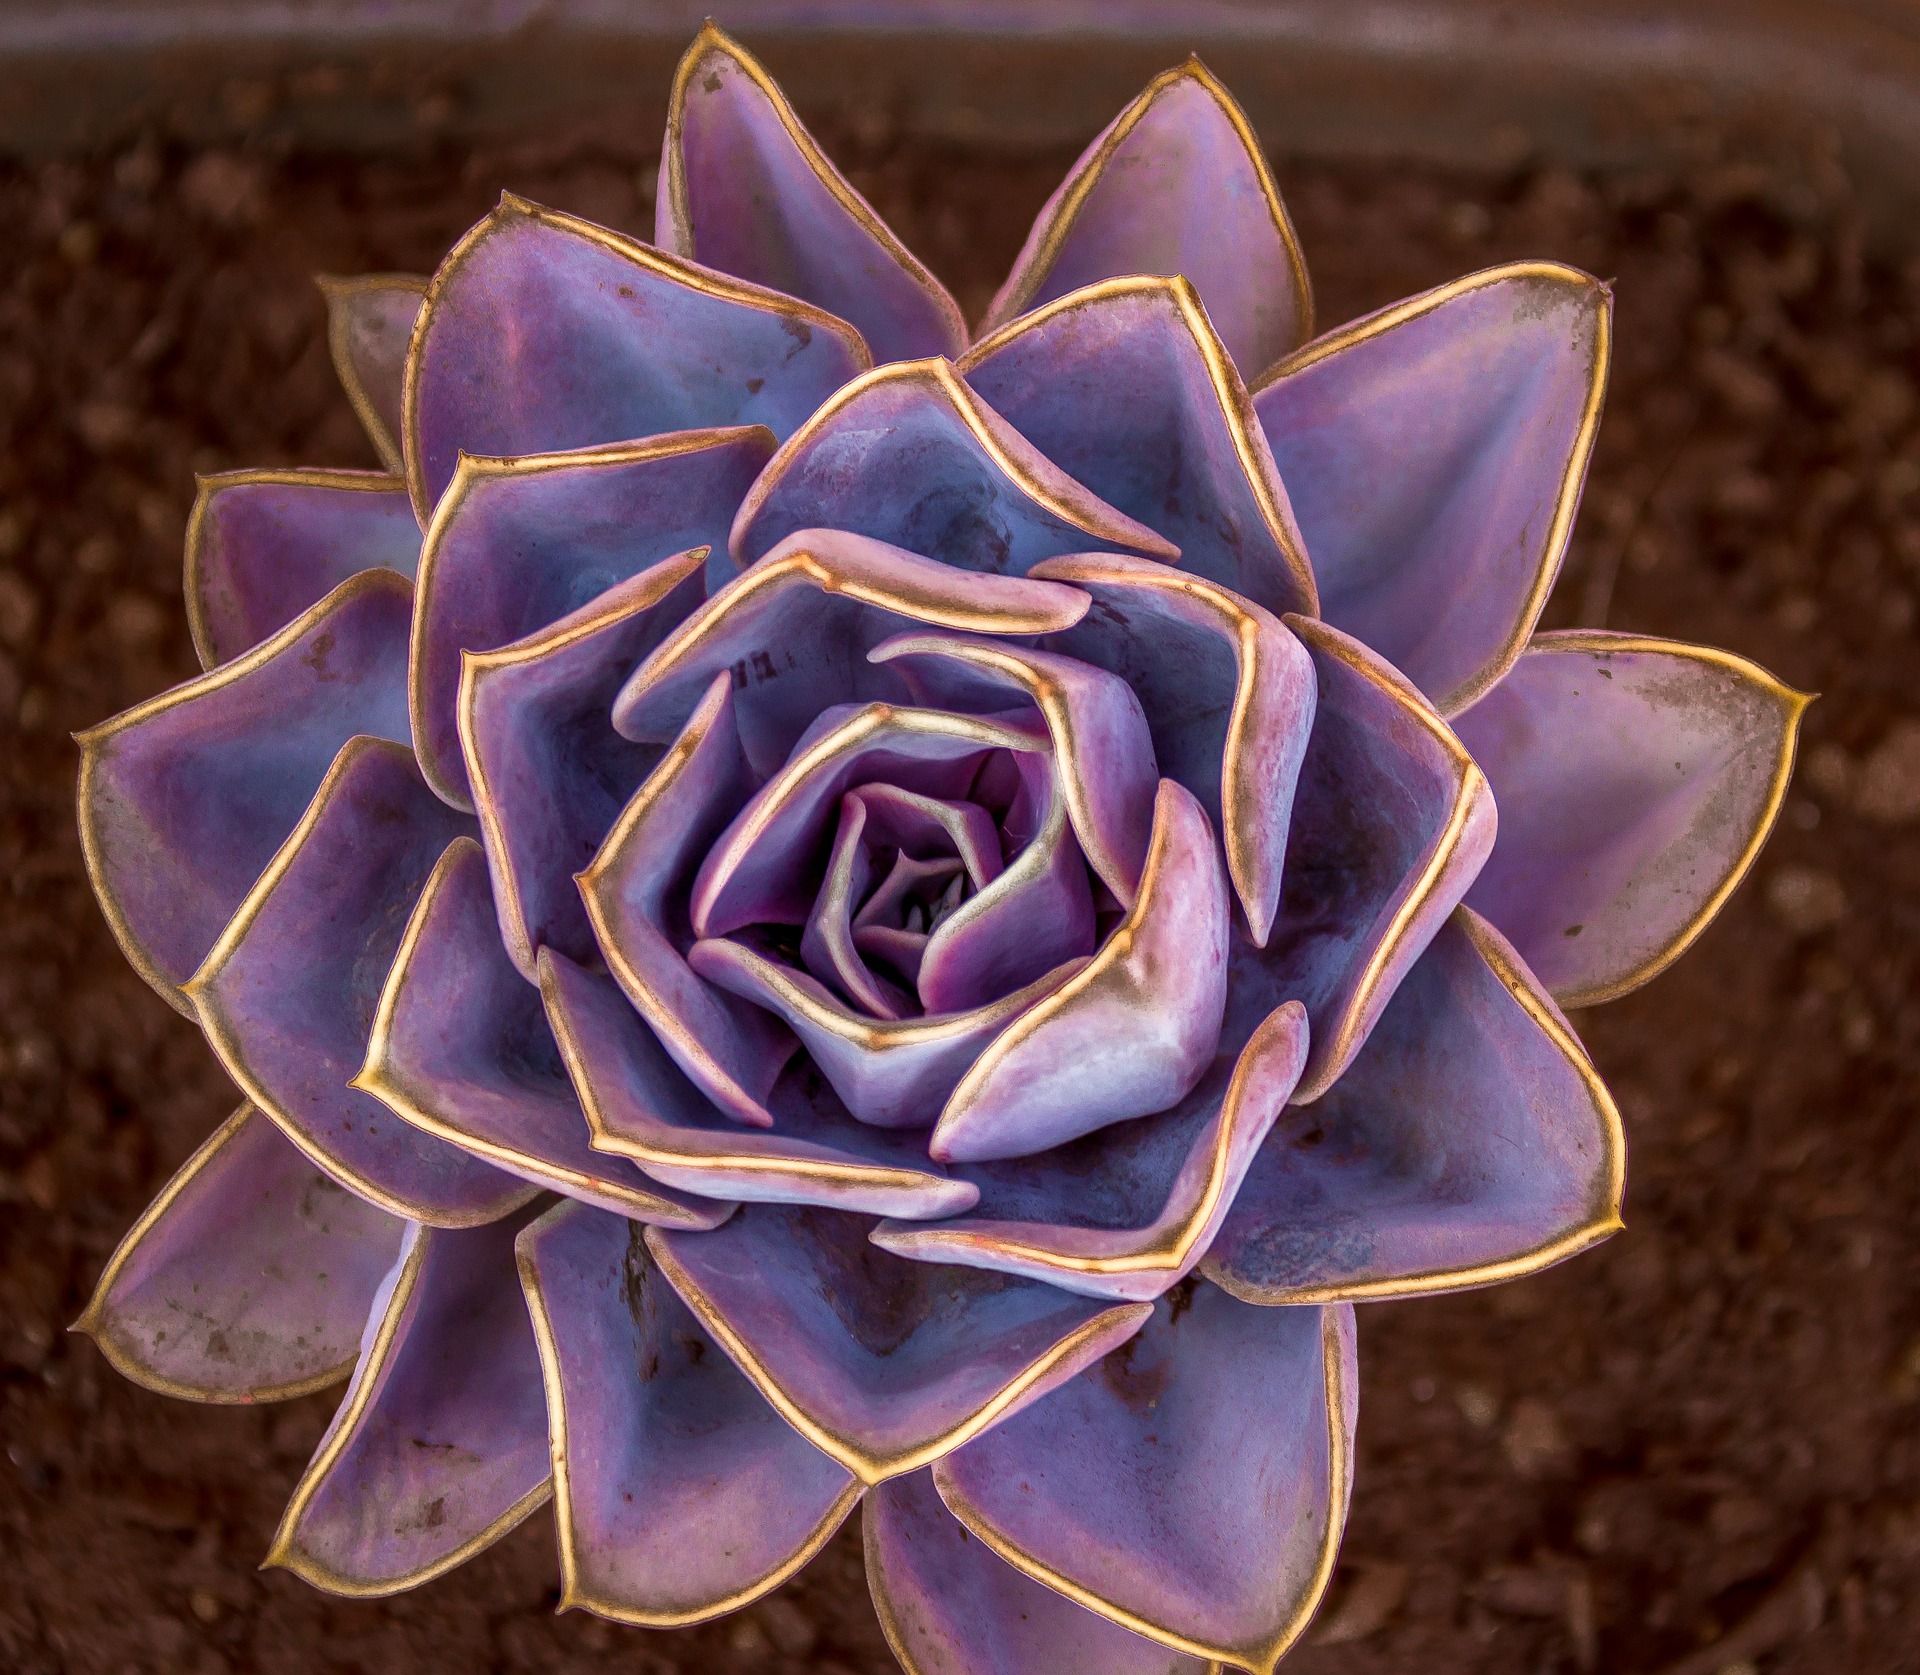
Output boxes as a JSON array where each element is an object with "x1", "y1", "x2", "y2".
[
  {"x1": 981, "y1": 60, "x2": 1312, "y2": 375},
  {"x1": 867, "y1": 1470, "x2": 1210, "y2": 1675},
  {"x1": 76, "y1": 570, "x2": 412, "y2": 1016},
  {"x1": 75, "y1": 1105, "x2": 402, "y2": 1403},
  {"x1": 659, "y1": 24, "x2": 965, "y2": 363},
  {"x1": 1203, "y1": 910, "x2": 1625, "y2": 1303},
  {"x1": 964, "y1": 275, "x2": 1316, "y2": 617},
  {"x1": 935, "y1": 1291, "x2": 1355, "y2": 1673},
  {"x1": 403, "y1": 193, "x2": 866, "y2": 519},
  {"x1": 265, "y1": 1213, "x2": 550, "y2": 1595},
  {"x1": 183, "y1": 467, "x2": 419, "y2": 669},
  {"x1": 410, "y1": 426, "x2": 771, "y2": 808},
  {"x1": 517, "y1": 1201, "x2": 862, "y2": 1625},
  {"x1": 1255, "y1": 263, "x2": 1611, "y2": 715},
  {"x1": 1454, "y1": 631, "x2": 1811, "y2": 1006},
  {"x1": 185, "y1": 737, "x2": 531, "y2": 1227},
  {"x1": 317, "y1": 273, "x2": 427, "y2": 474}
]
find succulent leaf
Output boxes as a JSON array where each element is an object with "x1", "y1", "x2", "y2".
[
  {"x1": 929, "y1": 780, "x2": 1230, "y2": 1163},
  {"x1": 185, "y1": 736, "x2": 529, "y2": 1227},
  {"x1": 317, "y1": 273, "x2": 427, "y2": 474},
  {"x1": 266, "y1": 1213, "x2": 552, "y2": 1594},
  {"x1": 356, "y1": 838, "x2": 731, "y2": 1226},
  {"x1": 1454, "y1": 631, "x2": 1811, "y2": 1005},
  {"x1": 982, "y1": 59, "x2": 1312, "y2": 376},
  {"x1": 410, "y1": 426, "x2": 772, "y2": 808},
  {"x1": 77, "y1": 570, "x2": 414, "y2": 1014},
  {"x1": 868, "y1": 1468, "x2": 1213, "y2": 1675},
  {"x1": 404, "y1": 194, "x2": 867, "y2": 520},
  {"x1": 876, "y1": 1000, "x2": 1308, "y2": 1302},
  {"x1": 517, "y1": 1201, "x2": 862, "y2": 1625},
  {"x1": 964, "y1": 275, "x2": 1316, "y2": 617},
  {"x1": 541, "y1": 949, "x2": 979, "y2": 1220},
  {"x1": 659, "y1": 24, "x2": 966, "y2": 364},
  {"x1": 1255, "y1": 262, "x2": 1611, "y2": 715},
  {"x1": 649, "y1": 1203, "x2": 1151, "y2": 1485},
  {"x1": 730, "y1": 358, "x2": 1180, "y2": 572},
  {"x1": 75, "y1": 1105, "x2": 404, "y2": 1403},
  {"x1": 614, "y1": 527, "x2": 1091, "y2": 774},
  {"x1": 1203, "y1": 909, "x2": 1625, "y2": 1303},
  {"x1": 459, "y1": 548, "x2": 706, "y2": 973},
  {"x1": 1254, "y1": 615, "x2": 1498, "y2": 1100},
  {"x1": 933, "y1": 1289, "x2": 1355, "y2": 1672},
  {"x1": 1029, "y1": 551, "x2": 1316, "y2": 944},
  {"x1": 184, "y1": 467, "x2": 419, "y2": 669}
]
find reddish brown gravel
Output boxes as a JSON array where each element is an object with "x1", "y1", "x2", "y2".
[{"x1": 1, "y1": 110, "x2": 1917, "y2": 1675}]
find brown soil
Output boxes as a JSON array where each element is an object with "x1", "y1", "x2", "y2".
[{"x1": 2, "y1": 108, "x2": 1917, "y2": 1675}]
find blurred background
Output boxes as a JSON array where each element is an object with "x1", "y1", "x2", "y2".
[{"x1": 1, "y1": 2, "x2": 1916, "y2": 1671}]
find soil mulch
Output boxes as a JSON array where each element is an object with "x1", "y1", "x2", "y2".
[{"x1": 1, "y1": 99, "x2": 1916, "y2": 1675}]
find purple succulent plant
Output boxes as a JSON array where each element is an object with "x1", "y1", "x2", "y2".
[{"x1": 74, "y1": 25, "x2": 1809, "y2": 1672}]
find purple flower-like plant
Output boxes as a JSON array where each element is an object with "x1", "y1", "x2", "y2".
[{"x1": 75, "y1": 27, "x2": 1808, "y2": 1673}]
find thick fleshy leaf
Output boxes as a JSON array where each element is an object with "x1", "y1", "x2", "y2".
[
  {"x1": 613, "y1": 527, "x2": 1090, "y2": 775},
  {"x1": 878, "y1": 1002, "x2": 1307, "y2": 1302},
  {"x1": 931, "y1": 781, "x2": 1229, "y2": 1163},
  {"x1": 542, "y1": 949, "x2": 978, "y2": 1220},
  {"x1": 1203, "y1": 910, "x2": 1624, "y2": 1304},
  {"x1": 1031, "y1": 551, "x2": 1315, "y2": 943},
  {"x1": 76, "y1": 570, "x2": 413, "y2": 1017},
  {"x1": 404, "y1": 193, "x2": 867, "y2": 519},
  {"x1": 1254, "y1": 263, "x2": 1611, "y2": 715},
  {"x1": 517, "y1": 1201, "x2": 862, "y2": 1625},
  {"x1": 871, "y1": 634, "x2": 1158, "y2": 907},
  {"x1": 1454, "y1": 632, "x2": 1811, "y2": 1006},
  {"x1": 692, "y1": 700, "x2": 1044, "y2": 937},
  {"x1": 266, "y1": 1214, "x2": 551, "y2": 1595},
  {"x1": 857, "y1": 783, "x2": 1006, "y2": 888},
  {"x1": 659, "y1": 24, "x2": 965, "y2": 364},
  {"x1": 981, "y1": 60, "x2": 1312, "y2": 376},
  {"x1": 730, "y1": 359, "x2": 1179, "y2": 573},
  {"x1": 802, "y1": 793, "x2": 912, "y2": 1019},
  {"x1": 649, "y1": 1204, "x2": 1150, "y2": 1484},
  {"x1": 318, "y1": 273, "x2": 427, "y2": 474},
  {"x1": 356, "y1": 838, "x2": 730, "y2": 1227},
  {"x1": 186, "y1": 737, "x2": 532, "y2": 1227},
  {"x1": 965, "y1": 276, "x2": 1316, "y2": 618},
  {"x1": 75, "y1": 1105, "x2": 403, "y2": 1403},
  {"x1": 691, "y1": 939, "x2": 1077, "y2": 1131},
  {"x1": 579, "y1": 676, "x2": 798, "y2": 1128},
  {"x1": 411, "y1": 426, "x2": 772, "y2": 808},
  {"x1": 935, "y1": 1291, "x2": 1355, "y2": 1672},
  {"x1": 1255, "y1": 617, "x2": 1497, "y2": 1101},
  {"x1": 461, "y1": 549, "x2": 705, "y2": 972},
  {"x1": 184, "y1": 468, "x2": 421, "y2": 669},
  {"x1": 867, "y1": 1470, "x2": 1210, "y2": 1675},
  {"x1": 918, "y1": 750, "x2": 1097, "y2": 1014}
]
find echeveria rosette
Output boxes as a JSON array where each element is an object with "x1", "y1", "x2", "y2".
[{"x1": 71, "y1": 22, "x2": 1809, "y2": 1672}]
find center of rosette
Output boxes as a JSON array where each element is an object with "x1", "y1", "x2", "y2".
[{"x1": 689, "y1": 701, "x2": 1104, "y2": 1031}]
